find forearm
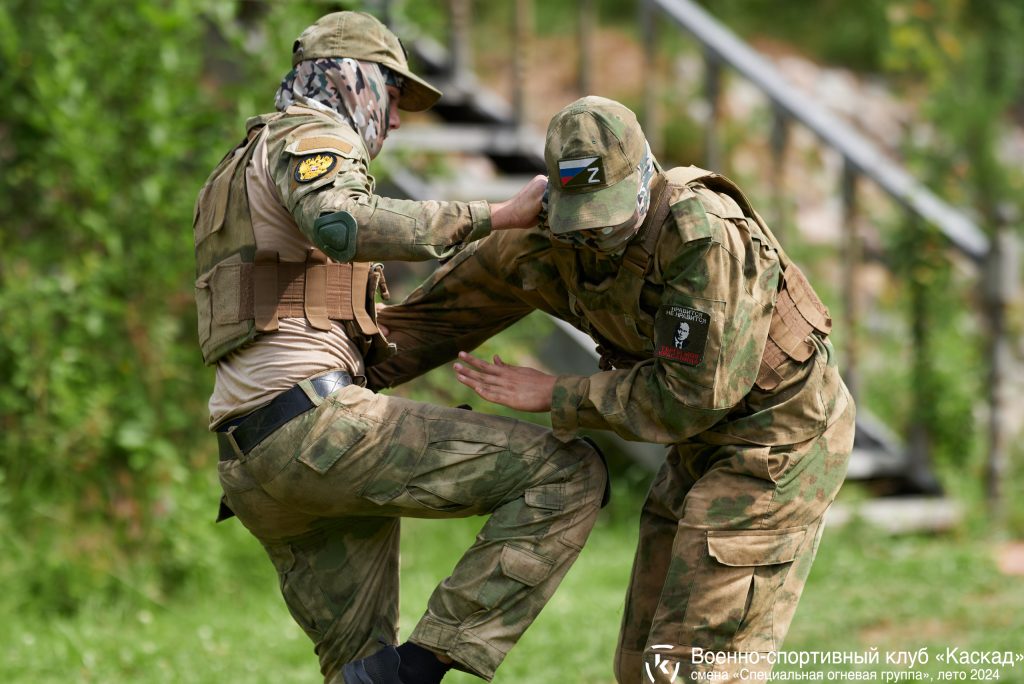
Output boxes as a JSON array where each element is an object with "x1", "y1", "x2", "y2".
[
  {"x1": 550, "y1": 365, "x2": 727, "y2": 443},
  {"x1": 300, "y1": 190, "x2": 492, "y2": 263},
  {"x1": 366, "y1": 237, "x2": 537, "y2": 389},
  {"x1": 368, "y1": 301, "x2": 529, "y2": 390}
]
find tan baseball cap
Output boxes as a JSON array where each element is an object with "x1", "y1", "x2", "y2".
[
  {"x1": 544, "y1": 96, "x2": 647, "y2": 234},
  {"x1": 291, "y1": 11, "x2": 442, "y2": 112}
]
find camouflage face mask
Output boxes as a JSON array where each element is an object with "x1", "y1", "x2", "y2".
[
  {"x1": 547, "y1": 141, "x2": 656, "y2": 256},
  {"x1": 275, "y1": 57, "x2": 392, "y2": 159},
  {"x1": 571, "y1": 210, "x2": 643, "y2": 253}
]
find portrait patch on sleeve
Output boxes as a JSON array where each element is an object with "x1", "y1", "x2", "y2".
[
  {"x1": 655, "y1": 304, "x2": 711, "y2": 366},
  {"x1": 294, "y1": 153, "x2": 338, "y2": 183}
]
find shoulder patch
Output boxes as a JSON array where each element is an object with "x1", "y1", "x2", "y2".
[
  {"x1": 294, "y1": 153, "x2": 338, "y2": 183},
  {"x1": 295, "y1": 136, "x2": 353, "y2": 155},
  {"x1": 655, "y1": 304, "x2": 710, "y2": 366}
]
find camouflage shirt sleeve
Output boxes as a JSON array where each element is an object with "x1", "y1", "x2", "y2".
[
  {"x1": 365, "y1": 228, "x2": 555, "y2": 389},
  {"x1": 550, "y1": 187, "x2": 779, "y2": 443},
  {"x1": 269, "y1": 111, "x2": 491, "y2": 262}
]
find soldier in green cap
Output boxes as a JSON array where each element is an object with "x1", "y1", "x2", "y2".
[
  {"x1": 193, "y1": 12, "x2": 609, "y2": 684},
  {"x1": 369, "y1": 96, "x2": 856, "y2": 683}
]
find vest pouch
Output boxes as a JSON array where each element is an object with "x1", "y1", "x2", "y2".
[
  {"x1": 195, "y1": 275, "x2": 213, "y2": 350},
  {"x1": 363, "y1": 330, "x2": 397, "y2": 367},
  {"x1": 784, "y1": 265, "x2": 831, "y2": 336},
  {"x1": 198, "y1": 256, "x2": 255, "y2": 365},
  {"x1": 755, "y1": 265, "x2": 831, "y2": 391},
  {"x1": 193, "y1": 150, "x2": 243, "y2": 246}
]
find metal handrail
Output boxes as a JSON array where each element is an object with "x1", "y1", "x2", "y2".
[{"x1": 648, "y1": 0, "x2": 990, "y2": 261}]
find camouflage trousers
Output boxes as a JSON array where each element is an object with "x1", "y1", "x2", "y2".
[
  {"x1": 217, "y1": 378, "x2": 606, "y2": 683},
  {"x1": 615, "y1": 396, "x2": 855, "y2": 684}
]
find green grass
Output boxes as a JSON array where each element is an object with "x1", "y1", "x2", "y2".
[{"x1": 4, "y1": 480, "x2": 1024, "y2": 683}]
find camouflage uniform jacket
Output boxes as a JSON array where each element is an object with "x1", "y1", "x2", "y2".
[
  {"x1": 194, "y1": 103, "x2": 492, "y2": 368},
  {"x1": 371, "y1": 166, "x2": 851, "y2": 449},
  {"x1": 255, "y1": 104, "x2": 492, "y2": 263}
]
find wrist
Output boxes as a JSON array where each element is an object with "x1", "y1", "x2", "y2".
[{"x1": 489, "y1": 200, "x2": 508, "y2": 230}]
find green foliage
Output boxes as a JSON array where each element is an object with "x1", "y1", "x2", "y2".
[
  {"x1": 4, "y1": 499, "x2": 1024, "y2": 682},
  {"x1": 697, "y1": 0, "x2": 891, "y2": 71},
  {"x1": 783, "y1": 521, "x2": 1024, "y2": 675},
  {"x1": 881, "y1": 220, "x2": 983, "y2": 471},
  {"x1": 0, "y1": 0, "x2": 327, "y2": 613},
  {"x1": 2, "y1": 0, "x2": 1022, "y2": 655},
  {"x1": 879, "y1": 0, "x2": 1024, "y2": 516},
  {"x1": 2, "y1": 0, "x2": 203, "y2": 611},
  {"x1": 885, "y1": 0, "x2": 1024, "y2": 221}
]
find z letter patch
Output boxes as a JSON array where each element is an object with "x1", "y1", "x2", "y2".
[
  {"x1": 294, "y1": 153, "x2": 338, "y2": 183},
  {"x1": 655, "y1": 305, "x2": 710, "y2": 366},
  {"x1": 558, "y1": 157, "x2": 606, "y2": 188}
]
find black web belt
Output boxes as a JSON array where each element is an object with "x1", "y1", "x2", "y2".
[{"x1": 215, "y1": 370, "x2": 352, "y2": 461}]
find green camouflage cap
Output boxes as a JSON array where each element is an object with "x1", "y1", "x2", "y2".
[
  {"x1": 292, "y1": 11, "x2": 442, "y2": 112},
  {"x1": 544, "y1": 96, "x2": 646, "y2": 234}
]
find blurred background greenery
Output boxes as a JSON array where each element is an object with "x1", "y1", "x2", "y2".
[{"x1": 1, "y1": 0, "x2": 1023, "y2": 681}]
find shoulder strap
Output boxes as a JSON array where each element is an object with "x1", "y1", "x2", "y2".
[
  {"x1": 696, "y1": 172, "x2": 794, "y2": 273},
  {"x1": 667, "y1": 164, "x2": 715, "y2": 186},
  {"x1": 621, "y1": 172, "x2": 672, "y2": 277}
]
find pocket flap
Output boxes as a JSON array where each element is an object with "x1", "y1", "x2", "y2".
[
  {"x1": 785, "y1": 265, "x2": 832, "y2": 334},
  {"x1": 524, "y1": 483, "x2": 565, "y2": 511},
  {"x1": 297, "y1": 404, "x2": 369, "y2": 475},
  {"x1": 500, "y1": 544, "x2": 555, "y2": 587},
  {"x1": 707, "y1": 527, "x2": 808, "y2": 567}
]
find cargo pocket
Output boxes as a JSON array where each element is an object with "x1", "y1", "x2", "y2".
[
  {"x1": 296, "y1": 400, "x2": 371, "y2": 475},
  {"x1": 360, "y1": 411, "x2": 426, "y2": 505},
  {"x1": 477, "y1": 543, "x2": 555, "y2": 610},
  {"x1": 682, "y1": 526, "x2": 808, "y2": 654},
  {"x1": 525, "y1": 482, "x2": 565, "y2": 512},
  {"x1": 402, "y1": 416, "x2": 510, "y2": 511},
  {"x1": 217, "y1": 457, "x2": 259, "y2": 495}
]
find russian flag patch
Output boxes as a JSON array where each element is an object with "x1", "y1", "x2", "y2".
[{"x1": 558, "y1": 157, "x2": 606, "y2": 188}]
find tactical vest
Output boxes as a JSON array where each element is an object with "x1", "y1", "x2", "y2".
[
  {"x1": 193, "y1": 118, "x2": 389, "y2": 366},
  {"x1": 553, "y1": 166, "x2": 832, "y2": 392}
]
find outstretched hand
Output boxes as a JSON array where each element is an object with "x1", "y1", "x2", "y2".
[
  {"x1": 453, "y1": 351, "x2": 556, "y2": 412},
  {"x1": 489, "y1": 174, "x2": 548, "y2": 230}
]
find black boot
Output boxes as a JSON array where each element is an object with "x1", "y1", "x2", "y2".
[{"x1": 342, "y1": 644, "x2": 403, "y2": 684}]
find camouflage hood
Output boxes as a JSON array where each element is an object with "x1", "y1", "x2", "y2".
[{"x1": 275, "y1": 57, "x2": 394, "y2": 159}]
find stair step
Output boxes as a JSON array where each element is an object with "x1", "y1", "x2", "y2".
[
  {"x1": 387, "y1": 167, "x2": 542, "y2": 202},
  {"x1": 828, "y1": 496, "x2": 964, "y2": 533},
  {"x1": 389, "y1": 123, "x2": 544, "y2": 160}
]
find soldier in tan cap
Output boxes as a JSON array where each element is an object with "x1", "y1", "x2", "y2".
[
  {"x1": 369, "y1": 96, "x2": 856, "y2": 683},
  {"x1": 194, "y1": 12, "x2": 609, "y2": 684}
]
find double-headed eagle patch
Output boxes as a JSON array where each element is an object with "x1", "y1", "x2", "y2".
[{"x1": 294, "y1": 153, "x2": 338, "y2": 183}]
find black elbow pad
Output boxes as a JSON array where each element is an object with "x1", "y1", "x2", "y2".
[{"x1": 313, "y1": 210, "x2": 358, "y2": 262}]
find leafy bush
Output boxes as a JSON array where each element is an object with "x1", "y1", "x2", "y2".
[{"x1": 0, "y1": 0, "x2": 323, "y2": 612}]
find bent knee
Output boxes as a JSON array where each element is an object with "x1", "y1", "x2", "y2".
[{"x1": 560, "y1": 437, "x2": 608, "y2": 508}]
